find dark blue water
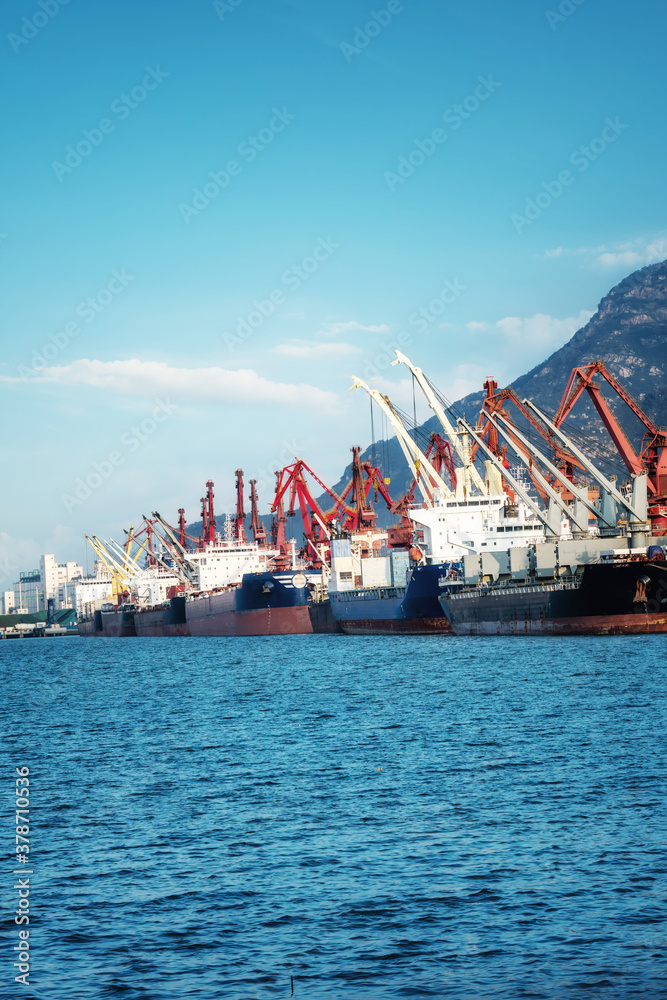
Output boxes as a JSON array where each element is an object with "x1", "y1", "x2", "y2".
[{"x1": 2, "y1": 635, "x2": 666, "y2": 999}]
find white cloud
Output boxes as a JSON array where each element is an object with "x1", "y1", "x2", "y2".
[
  {"x1": 542, "y1": 236, "x2": 667, "y2": 269},
  {"x1": 273, "y1": 340, "x2": 362, "y2": 359},
  {"x1": 466, "y1": 321, "x2": 488, "y2": 332},
  {"x1": 597, "y1": 238, "x2": 667, "y2": 268},
  {"x1": 317, "y1": 320, "x2": 389, "y2": 337},
  {"x1": 2, "y1": 359, "x2": 339, "y2": 411},
  {"x1": 496, "y1": 309, "x2": 593, "y2": 353},
  {"x1": 0, "y1": 532, "x2": 41, "y2": 585}
]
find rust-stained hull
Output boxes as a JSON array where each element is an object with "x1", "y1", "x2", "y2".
[
  {"x1": 441, "y1": 558, "x2": 667, "y2": 635},
  {"x1": 449, "y1": 611, "x2": 667, "y2": 635},
  {"x1": 327, "y1": 564, "x2": 452, "y2": 635},
  {"x1": 187, "y1": 599, "x2": 313, "y2": 636},
  {"x1": 78, "y1": 612, "x2": 103, "y2": 637},
  {"x1": 337, "y1": 616, "x2": 451, "y2": 635}
]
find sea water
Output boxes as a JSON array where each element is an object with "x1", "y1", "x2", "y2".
[{"x1": 2, "y1": 635, "x2": 666, "y2": 998}]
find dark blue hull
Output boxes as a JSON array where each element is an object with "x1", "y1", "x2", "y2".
[
  {"x1": 186, "y1": 571, "x2": 320, "y2": 635},
  {"x1": 327, "y1": 564, "x2": 457, "y2": 634}
]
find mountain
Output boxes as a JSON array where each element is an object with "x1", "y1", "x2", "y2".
[{"x1": 330, "y1": 259, "x2": 667, "y2": 502}]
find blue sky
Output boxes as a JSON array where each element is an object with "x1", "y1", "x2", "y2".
[{"x1": 1, "y1": 0, "x2": 666, "y2": 572}]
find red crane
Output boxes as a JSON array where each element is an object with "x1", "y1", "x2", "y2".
[
  {"x1": 273, "y1": 451, "x2": 421, "y2": 561},
  {"x1": 199, "y1": 495, "x2": 208, "y2": 550},
  {"x1": 271, "y1": 470, "x2": 289, "y2": 567},
  {"x1": 472, "y1": 377, "x2": 587, "y2": 502},
  {"x1": 332, "y1": 446, "x2": 380, "y2": 531},
  {"x1": 249, "y1": 479, "x2": 267, "y2": 546},
  {"x1": 554, "y1": 360, "x2": 667, "y2": 531},
  {"x1": 206, "y1": 480, "x2": 216, "y2": 545},
  {"x1": 333, "y1": 446, "x2": 414, "y2": 544},
  {"x1": 272, "y1": 459, "x2": 340, "y2": 565},
  {"x1": 235, "y1": 469, "x2": 246, "y2": 541}
]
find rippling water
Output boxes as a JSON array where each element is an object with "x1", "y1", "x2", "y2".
[{"x1": 2, "y1": 635, "x2": 666, "y2": 999}]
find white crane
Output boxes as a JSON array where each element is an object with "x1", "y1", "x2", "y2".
[
  {"x1": 391, "y1": 350, "x2": 487, "y2": 497},
  {"x1": 350, "y1": 376, "x2": 454, "y2": 503}
]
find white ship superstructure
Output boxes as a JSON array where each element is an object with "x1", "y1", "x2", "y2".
[
  {"x1": 185, "y1": 540, "x2": 278, "y2": 592},
  {"x1": 410, "y1": 494, "x2": 545, "y2": 562}
]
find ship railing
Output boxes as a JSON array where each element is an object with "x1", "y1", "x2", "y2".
[{"x1": 448, "y1": 578, "x2": 583, "y2": 599}]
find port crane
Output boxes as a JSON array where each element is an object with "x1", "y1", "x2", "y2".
[
  {"x1": 350, "y1": 376, "x2": 454, "y2": 503},
  {"x1": 554, "y1": 360, "x2": 667, "y2": 532},
  {"x1": 272, "y1": 459, "x2": 342, "y2": 566},
  {"x1": 392, "y1": 350, "x2": 486, "y2": 496},
  {"x1": 249, "y1": 479, "x2": 267, "y2": 546}
]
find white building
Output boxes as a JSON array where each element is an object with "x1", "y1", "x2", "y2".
[
  {"x1": 41, "y1": 555, "x2": 83, "y2": 609},
  {"x1": 9, "y1": 555, "x2": 84, "y2": 613}
]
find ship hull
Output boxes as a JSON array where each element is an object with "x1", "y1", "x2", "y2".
[
  {"x1": 78, "y1": 610, "x2": 103, "y2": 637},
  {"x1": 308, "y1": 599, "x2": 343, "y2": 634},
  {"x1": 186, "y1": 572, "x2": 317, "y2": 636},
  {"x1": 101, "y1": 609, "x2": 136, "y2": 637},
  {"x1": 134, "y1": 597, "x2": 190, "y2": 637},
  {"x1": 441, "y1": 558, "x2": 667, "y2": 635},
  {"x1": 328, "y1": 563, "x2": 453, "y2": 635}
]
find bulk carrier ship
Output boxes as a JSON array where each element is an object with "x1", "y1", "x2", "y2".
[{"x1": 437, "y1": 370, "x2": 667, "y2": 635}]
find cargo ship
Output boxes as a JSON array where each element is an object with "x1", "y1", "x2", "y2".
[
  {"x1": 186, "y1": 569, "x2": 321, "y2": 635},
  {"x1": 326, "y1": 562, "x2": 458, "y2": 634},
  {"x1": 435, "y1": 372, "x2": 667, "y2": 634},
  {"x1": 314, "y1": 360, "x2": 549, "y2": 634},
  {"x1": 440, "y1": 541, "x2": 667, "y2": 634},
  {"x1": 318, "y1": 491, "x2": 546, "y2": 635}
]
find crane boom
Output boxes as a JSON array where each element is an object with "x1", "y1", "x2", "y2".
[
  {"x1": 485, "y1": 413, "x2": 590, "y2": 532},
  {"x1": 491, "y1": 411, "x2": 605, "y2": 526},
  {"x1": 392, "y1": 350, "x2": 486, "y2": 495},
  {"x1": 350, "y1": 376, "x2": 453, "y2": 502},
  {"x1": 524, "y1": 400, "x2": 646, "y2": 523},
  {"x1": 458, "y1": 418, "x2": 561, "y2": 537}
]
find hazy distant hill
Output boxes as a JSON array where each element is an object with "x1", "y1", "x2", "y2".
[{"x1": 330, "y1": 259, "x2": 667, "y2": 502}]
